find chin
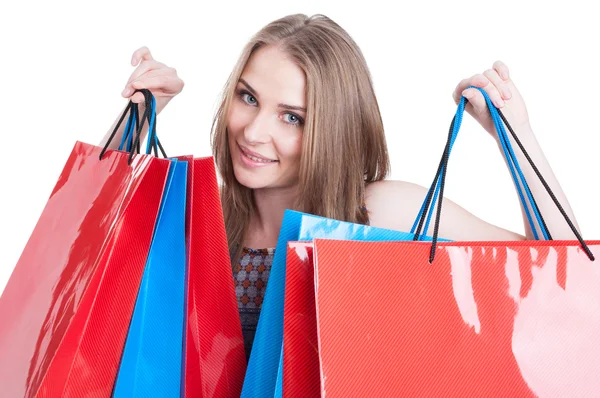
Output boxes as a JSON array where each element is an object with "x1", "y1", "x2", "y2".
[
  {"x1": 232, "y1": 165, "x2": 270, "y2": 189},
  {"x1": 232, "y1": 165, "x2": 299, "y2": 191}
]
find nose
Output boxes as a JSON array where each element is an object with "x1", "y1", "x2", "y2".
[{"x1": 243, "y1": 109, "x2": 272, "y2": 145}]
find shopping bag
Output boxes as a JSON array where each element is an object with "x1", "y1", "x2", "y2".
[
  {"x1": 281, "y1": 242, "x2": 318, "y2": 398},
  {"x1": 0, "y1": 138, "x2": 169, "y2": 397},
  {"x1": 109, "y1": 92, "x2": 189, "y2": 396},
  {"x1": 184, "y1": 155, "x2": 247, "y2": 398},
  {"x1": 311, "y1": 238, "x2": 600, "y2": 397},
  {"x1": 113, "y1": 158, "x2": 188, "y2": 397},
  {"x1": 307, "y1": 87, "x2": 597, "y2": 396}
]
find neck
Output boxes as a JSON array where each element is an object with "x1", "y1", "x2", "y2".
[{"x1": 246, "y1": 185, "x2": 298, "y2": 248}]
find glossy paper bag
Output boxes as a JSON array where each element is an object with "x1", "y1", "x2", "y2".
[
  {"x1": 281, "y1": 242, "x2": 319, "y2": 398},
  {"x1": 184, "y1": 157, "x2": 247, "y2": 398},
  {"x1": 312, "y1": 238, "x2": 600, "y2": 397},
  {"x1": 0, "y1": 141, "x2": 169, "y2": 397}
]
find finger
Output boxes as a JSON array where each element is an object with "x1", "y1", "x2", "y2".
[
  {"x1": 130, "y1": 68, "x2": 178, "y2": 92},
  {"x1": 493, "y1": 60, "x2": 510, "y2": 81},
  {"x1": 461, "y1": 87, "x2": 490, "y2": 118},
  {"x1": 461, "y1": 73, "x2": 504, "y2": 108},
  {"x1": 122, "y1": 60, "x2": 166, "y2": 97},
  {"x1": 452, "y1": 74, "x2": 488, "y2": 103},
  {"x1": 131, "y1": 67, "x2": 177, "y2": 84},
  {"x1": 483, "y1": 68, "x2": 512, "y2": 102},
  {"x1": 131, "y1": 74, "x2": 184, "y2": 94},
  {"x1": 130, "y1": 92, "x2": 146, "y2": 104},
  {"x1": 131, "y1": 46, "x2": 153, "y2": 66},
  {"x1": 127, "y1": 60, "x2": 166, "y2": 85},
  {"x1": 452, "y1": 78, "x2": 471, "y2": 104}
]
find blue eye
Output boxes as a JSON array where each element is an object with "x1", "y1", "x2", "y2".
[
  {"x1": 283, "y1": 113, "x2": 301, "y2": 125},
  {"x1": 240, "y1": 91, "x2": 257, "y2": 106}
]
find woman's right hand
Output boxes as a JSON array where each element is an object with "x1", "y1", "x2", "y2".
[
  {"x1": 121, "y1": 46, "x2": 184, "y2": 113},
  {"x1": 99, "y1": 47, "x2": 184, "y2": 150}
]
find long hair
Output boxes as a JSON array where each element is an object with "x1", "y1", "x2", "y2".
[{"x1": 211, "y1": 14, "x2": 390, "y2": 265}]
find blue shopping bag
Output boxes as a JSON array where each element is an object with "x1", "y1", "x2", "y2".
[
  {"x1": 112, "y1": 158, "x2": 187, "y2": 397},
  {"x1": 112, "y1": 91, "x2": 188, "y2": 397}
]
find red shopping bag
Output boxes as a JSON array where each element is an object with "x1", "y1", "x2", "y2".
[
  {"x1": 282, "y1": 242, "x2": 319, "y2": 398},
  {"x1": 311, "y1": 238, "x2": 600, "y2": 397},
  {"x1": 0, "y1": 141, "x2": 169, "y2": 397},
  {"x1": 184, "y1": 156, "x2": 247, "y2": 398}
]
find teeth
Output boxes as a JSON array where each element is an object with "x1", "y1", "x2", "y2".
[{"x1": 246, "y1": 152, "x2": 274, "y2": 163}]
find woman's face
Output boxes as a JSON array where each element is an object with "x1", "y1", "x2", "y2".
[{"x1": 227, "y1": 45, "x2": 306, "y2": 191}]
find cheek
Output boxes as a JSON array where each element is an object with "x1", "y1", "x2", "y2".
[
  {"x1": 275, "y1": 133, "x2": 303, "y2": 163},
  {"x1": 227, "y1": 102, "x2": 252, "y2": 137}
]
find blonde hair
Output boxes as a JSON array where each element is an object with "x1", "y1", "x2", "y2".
[{"x1": 210, "y1": 13, "x2": 390, "y2": 265}]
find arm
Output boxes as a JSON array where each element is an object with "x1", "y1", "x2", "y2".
[
  {"x1": 366, "y1": 62, "x2": 581, "y2": 242},
  {"x1": 365, "y1": 180, "x2": 526, "y2": 242},
  {"x1": 454, "y1": 61, "x2": 580, "y2": 240},
  {"x1": 493, "y1": 126, "x2": 580, "y2": 240}
]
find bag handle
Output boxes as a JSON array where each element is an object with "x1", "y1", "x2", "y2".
[
  {"x1": 411, "y1": 88, "x2": 549, "y2": 241},
  {"x1": 142, "y1": 94, "x2": 167, "y2": 158},
  {"x1": 99, "y1": 89, "x2": 167, "y2": 164},
  {"x1": 411, "y1": 112, "x2": 550, "y2": 242},
  {"x1": 414, "y1": 86, "x2": 593, "y2": 262},
  {"x1": 119, "y1": 98, "x2": 139, "y2": 153}
]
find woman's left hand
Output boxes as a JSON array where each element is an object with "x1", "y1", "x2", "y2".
[{"x1": 452, "y1": 61, "x2": 532, "y2": 139}]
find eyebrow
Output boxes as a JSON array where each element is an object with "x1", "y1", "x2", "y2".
[{"x1": 239, "y1": 78, "x2": 307, "y2": 113}]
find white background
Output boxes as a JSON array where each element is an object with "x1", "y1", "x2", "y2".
[{"x1": 1, "y1": 0, "x2": 598, "y2": 294}]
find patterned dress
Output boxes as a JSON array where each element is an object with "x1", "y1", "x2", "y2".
[{"x1": 233, "y1": 247, "x2": 275, "y2": 361}]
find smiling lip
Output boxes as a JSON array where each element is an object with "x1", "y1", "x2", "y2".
[
  {"x1": 239, "y1": 145, "x2": 276, "y2": 163},
  {"x1": 238, "y1": 144, "x2": 278, "y2": 164}
]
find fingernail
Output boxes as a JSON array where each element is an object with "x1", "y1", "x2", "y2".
[
  {"x1": 496, "y1": 99, "x2": 505, "y2": 107},
  {"x1": 502, "y1": 87, "x2": 512, "y2": 100},
  {"x1": 132, "y1": 57, "x2": 137, "y2": 65},
  {"x1": 462, "y1": 90, "x2": 472, "y2": 99},
  {"x1": 122, "y1": 88, "x2": 131, "y2": 97},
  {"x1": 501, "y1": 71, "x2": 509, "y2": 80}
]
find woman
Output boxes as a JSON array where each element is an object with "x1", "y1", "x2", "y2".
[{"x1": 101, "y1": 13, "x2": 581, "y2": 358}]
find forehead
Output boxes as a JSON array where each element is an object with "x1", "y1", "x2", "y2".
[{"x1": 240, "y1": 46, "x2": 306, "y2": 105}]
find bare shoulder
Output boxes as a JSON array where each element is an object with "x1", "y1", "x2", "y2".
[
  {"x1": 364, "y1": 180, "x2": 437, "y2": 232},
  {"x1": 365, "y1": 180, "x2": 524, "y2": 241}
]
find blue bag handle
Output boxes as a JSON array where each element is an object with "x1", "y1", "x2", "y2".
[
  {"x1": 119, "y1": 99, "x2": 138, "y2": 152},
  {"x1": 412, "y1": 86, "x2": 593, "y2": 262},
  {"x1": 100, "y1": 89, "x2": 167, "y2": 164},
  {"x1": 411, "y1": 87, "x2": 547, "y2": 241},
  {"x1": 413, "y1": 88, "x2": 545, "y2": 243}
]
